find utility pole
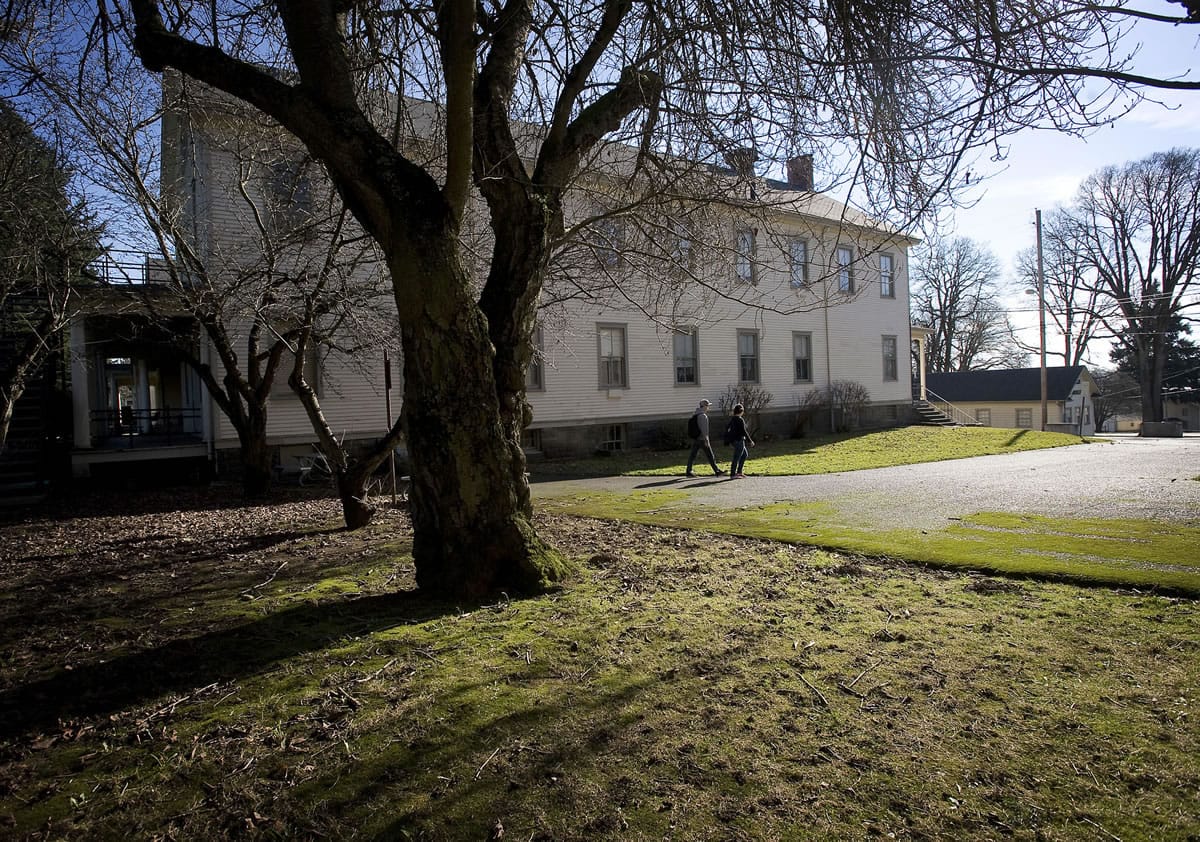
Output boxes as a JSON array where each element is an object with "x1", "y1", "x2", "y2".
[{"x1": 1035, "y1": 209, "x2": 1048, "y2": 431}]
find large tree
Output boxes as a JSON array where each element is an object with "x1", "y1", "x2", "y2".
[
  {"x1": 1110, "y1": 313, "x2": 1200, "y2": 411},
  {"x1": 1058, "y1": 149, "x2": 1200, "y2": 421},
  {"x1": 0, "y1": 99, "x2": 97, "y2": 453},
  {"x1": 1015, "y1": 211, "x2": 1118, "y2": 367},
  {"x1": 910, "y1": 236, "x2": 1026, "y2": 372},
  {"x1": 110, "y1": 0, "x2": 1200, "y2": 598}
]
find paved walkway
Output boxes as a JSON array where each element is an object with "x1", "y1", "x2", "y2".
[{"x1": 532, "y1": 435, "x2": 1200, "y2": 531}]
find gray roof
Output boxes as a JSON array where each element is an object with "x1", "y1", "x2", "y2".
[{"x1": 924, "y1": 366, "x2": 1091, "y2": 403}]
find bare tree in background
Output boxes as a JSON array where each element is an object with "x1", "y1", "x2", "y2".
[
  {"x1": 910, "y1": 236, "x2": 1026, "y2": 372},
  {"x1": 1013, "y1": 211, "x2": 1118, "y2": 367},
  {"x1": 4, "y1": 30, "x2": 400, "y2": 524},
  {"x1": 4, "y1": 0, "x2": 1197, "y2": 596},
  {"x1": 1056, "y1": 149, "x2": 1200, "y2": 422}
]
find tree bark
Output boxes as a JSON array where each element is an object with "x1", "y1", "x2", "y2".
[
  {"x1": 394, "y1": 248, "x2": 568, "y2": 599},
  {"x1": 336, "y1": 470, "x2": 375, "y2": 530},
  {"x1": 238, "y1": 413, "x2": 274, "y2": 498}
]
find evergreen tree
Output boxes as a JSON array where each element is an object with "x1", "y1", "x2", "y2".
[{"x1": 0, "y1": 100, "x2": 99, "y2": 453}]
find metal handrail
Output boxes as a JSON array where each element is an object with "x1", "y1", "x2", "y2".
[
  {"x1": 89, "y1": 407, "x2": 202, "y2": 447},
  {"x1": 921, "y1": 388, "x2": 981, "y2": 426}
]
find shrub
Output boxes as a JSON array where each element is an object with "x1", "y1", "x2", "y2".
[
  {"x1": 718, "y1": 383, "x2": 774, "y2": 431},
  {"x1": 799, "y1": 380, "x2": 871, "y2": 433}
]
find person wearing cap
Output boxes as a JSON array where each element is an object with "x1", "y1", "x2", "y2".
[{"x1": 685, "y1": 400, "x2": 726, "y2": 478}]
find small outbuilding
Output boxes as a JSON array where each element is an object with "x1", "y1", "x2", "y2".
[{"x1": 923, "y1": 366, "x2": 1100, "y2": 435}]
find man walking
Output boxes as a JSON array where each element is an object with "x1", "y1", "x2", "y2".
[{"x1": 686, "y1": 399, "x2": 726, "y2": 477}]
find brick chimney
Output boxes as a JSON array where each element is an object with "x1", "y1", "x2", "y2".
[{"x1": 786, "y1": 154, "x2": 814, "y2": 191}]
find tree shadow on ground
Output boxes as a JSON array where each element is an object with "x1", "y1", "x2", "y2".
[
  {"x1": 0, "y1": 484, "x2": 338, "y2": 525},
  {"x1": 0, "y1": 589, "x2": 458, "y2": 742}
]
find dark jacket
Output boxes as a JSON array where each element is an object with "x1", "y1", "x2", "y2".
[{"x1": 727, "y1": 415, "x2": 753, "y2": 444}]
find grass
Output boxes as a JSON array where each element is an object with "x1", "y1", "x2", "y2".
[
  {"x1": 1, "y1": 493, "x2": 1197, "y2": 840},
  {"x1": 540, "y1": 490, "x2": 1200, "y2": 596},
  {"x1": 532, "y1": 425, "x2": 1100, "y2": 478}
]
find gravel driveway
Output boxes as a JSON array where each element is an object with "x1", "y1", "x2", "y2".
[{"x1": 533, "y1": 434, "x2": 1200, "y2": 532}]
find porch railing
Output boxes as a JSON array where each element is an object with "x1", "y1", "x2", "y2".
[
  {"x1": 89, "y1": 407, "x2": 203, "y2": 447},
  {"x1": 923, "y1": 389, "x2": 983, "y2": 427}
]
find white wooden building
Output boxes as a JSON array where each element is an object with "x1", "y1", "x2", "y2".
[{"x1": 67, "y1": 83, "x2": 919, "y2": 478}]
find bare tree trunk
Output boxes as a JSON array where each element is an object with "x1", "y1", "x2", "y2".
[
  {"x1": 396, "y1": 251, "x2": 567, "y2": 599},
  {"x1": 335, "y1": 470, "x2": 374, "y2": 530},
  {"x1": 236, "y1": 407, "x2": 274, "y2": 498},
  {"x1": 0, "y1": 390, "x2": 18, "y2": 454}
]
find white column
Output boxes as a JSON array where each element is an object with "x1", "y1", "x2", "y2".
[
  {"x1": 69, "y1": 321, "x2": 92, "y2": 449},
  {"x1": 135, "y1": 358, "x2": 152, "y2": 432}
]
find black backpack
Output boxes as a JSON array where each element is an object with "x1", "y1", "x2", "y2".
[
  {"x1": 687, "y1": 413, "x2": 701, "y2": 438},
  {"x1": 722, "y1": 419, "x2": 736, "y2": 445}
]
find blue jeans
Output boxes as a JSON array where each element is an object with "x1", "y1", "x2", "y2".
[{"x1": 731, "y1": 439, "x2": 748, "y2": 474}]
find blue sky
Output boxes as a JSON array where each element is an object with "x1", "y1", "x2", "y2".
[{"x1": 944, "y1": 10, "x2": 1200, "y2": 366}]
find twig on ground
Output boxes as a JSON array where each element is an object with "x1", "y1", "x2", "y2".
[
  {"x1": 242, "y1": 561, "x2": 288, "y2": 595},
  {"x1": 1080, "y1": 817, "x2": 1122, "y2": 841},
  {"x1": 145, "y1": 682, "x2": 221, "y2": 722},
  {"x1": 799, "y1": 673, "x2": 829, "y2": 707},
  {"x1": 475, "y1": 746, "x2": 501, "y2": 780},
  {"x1": 351, "y1": 658, "x2": 397, "y2": 684},
  {"x1": 846, "y1": 660, "x2": 881, "y2": 689}
]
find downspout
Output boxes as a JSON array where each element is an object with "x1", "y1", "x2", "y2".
[{"x1": 823, "y1": 265, "x2": 834, "y2": 432}]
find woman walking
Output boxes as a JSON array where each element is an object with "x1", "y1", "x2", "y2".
[{"x1": 726, "y1": 403, "x2": 755, "y2": 479}]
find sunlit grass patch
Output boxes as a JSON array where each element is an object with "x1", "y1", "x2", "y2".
[
  {"x1": 533, "y1": 425, "x2": 1100, "y2": 479},
  {"x1": 541, "y1": 490, "x2": 1200, "y2": 595}
]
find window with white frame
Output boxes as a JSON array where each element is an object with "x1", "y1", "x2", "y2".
[
  {"x1": 738, "y1": 330, "x2": 760, "y2": 383},
  {"x1": 793, "y1": 332, "x2": 813, "y2": 382},
  {"x1": 788, "y1": 238, "x2": 809, "y2": 288},
  {"x1": 880, "y1": 253, "x2": 895, "y2": 298},
  {"x1": 735, "y1": 227, "x2": 756, "y2": 283},
  {"x1": 1016, "y1": 408, "x2": 1033, "y2": 428},
  {"x1": 597, "y1": 324, "x2": 628, "y2": 388},
  {"x1": 975, "y1": 408, "x2": 991, "y2": 426},
  {"x1": 673, "y1": 328, "x2": 698, "y2": 385},
  {"x1": 1064, "y1": 406, "x2": 1073, "y2": 423},
  {"x1": 882, "y1": 335, "x2": 898, "y2": 381},
  {"x1": 526, "y1": 326, "x2": 544, "y2": 391},
  {"x1": 836, "y1": 245, "x2": 854, "y2": 292},
  {"x1": 599, "y1": 423, "x2": 625, "y2": 452}
]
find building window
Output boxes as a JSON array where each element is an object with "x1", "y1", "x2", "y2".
[
  {"x1": 599, "y1": 424, "x2": 625, "y2": 452},
  {"x1": 1064, "y1": 406, "x2": 1074, "y2": 423},
  {"x1": 793, "y1": 332, "x2": 813, "y2": 382},
  {"x1": 880, "y1": 254, "x2": 895, "y2": 298},
  {"x1": 836, "y1": 245, "x2": 854, "y2": 292},
  {"x1": 1016, "y1": 408, "x2": 1033, "y2": 429},
  {"x1": 673, "y1": 328, "x2": 698, "y2": 385},
  {"x1": 522, "y1": 428, "x2": 543, "y2": 451},
  {"x1": 594, "y1": 214, "x2": 623, "y2": 268},
  {"x1": 882, "y1": 335, "x2": 898, "y2": 381},
  {"x1": 671, "y1": 219, "x2": 693, "y2": 272},
  {"x1": 738, "y1": 330, "x2": 760, "y2": 383},
  {"x1": 597, "y1": 324, "x2": 628, "y2": 388},
  {"x1": 268, "y1": 158, "x2": 314, "y2": 233},
  {"x1": 975, "y1": 408, "x2": 991, "y2": 426},
  {"x1": 789, "y1": 238, "x2": 808, "y2": 288},
  {"x1": 526, "y1": 326, "x2": 544, "y2": 391},
  {"x1": 735, "y1": 227, "x2": 756, "y2": 284}
]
